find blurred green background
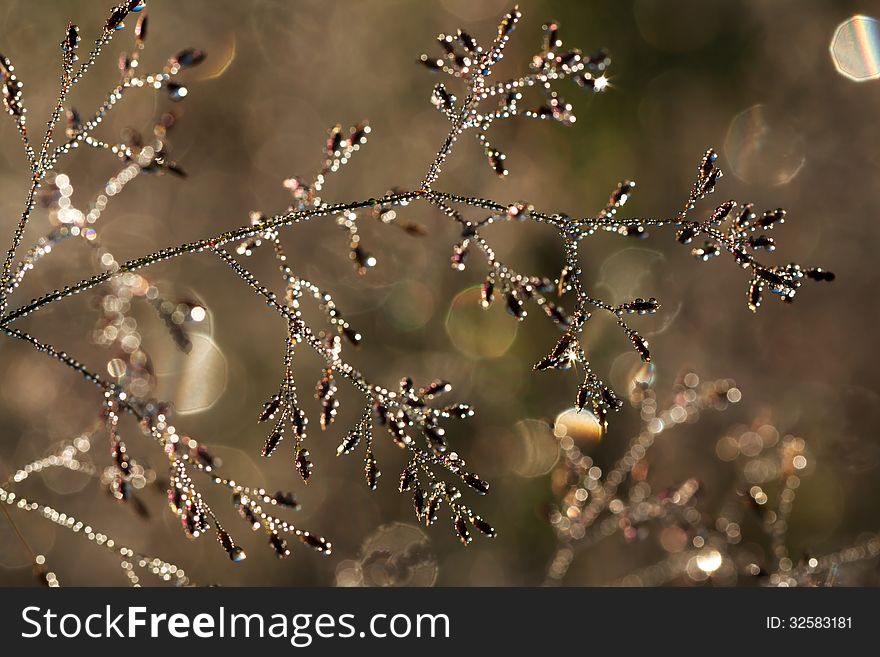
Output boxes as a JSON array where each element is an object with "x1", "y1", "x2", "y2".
[{"x1": 0, "y1": 0, "x2": 878, "y2": 586}]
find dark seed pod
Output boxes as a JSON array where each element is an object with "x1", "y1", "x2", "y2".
[
  {"x1": 470, "y1": 516, "x2": 496, "y2": 538},
  {"x1": 487, "y1": 148, "x2": 507, "y2": 176},
  {"x1": 419, "y1": 380, "x2": 452, "y2": 398},
  {"x1": 498, "y1": 7, "x2": 521, "y2": 39},
  {"x1": 258, "y1": 395, "x2": 281, "y2": 422},
  {"x1": 443, "y1": 403, "x2": 474, "y2": 419},
  {"x1": 399, "y1": 376, "x2": 415, "y2": 397},
  {"x1": 692, "y1": 241, "x2": 720, "y2": 261},
  {"x1": 399, "y1": 468, "x2": 417, "y2": 493},
  {"x1": 316, "y1": 369, "x2": 338, "y2": 430},
  {"x1": 699, "y1": 149, "x2": 718, "y2": 178},
  {"x1": 236, "y1": 501, "x2": 260, "y2": 530},
  {"x1": 173, "y1": 48, "x2": 206, "y2": 69},
  {"x1": 165, "y1": 162, "x2": 187, "y2": 177},
  {"x1": 700, "y1": 168, "x2": 722, "y2": 196},
  {"x1": 168, "y1": 485, "x2": 184, "y2": 513},
  {"x1": 609, "y1": 180, "x2": 635, "y2": 207},
  {"x1": 218, "y1": 528, "x2": 246, "y2": 562},
  {"x1": 622, "y1": 297, "x2": 660, "y2": 315},
  {"x1": 63, "y1": 23, "x2": 80, "y2": 55},
  {"x1": 557, "y1": 266, "x2": 573, "y2": 296},
  {"x1": 594, "y1": 402, "x2": 608, "y2": 433},
  {"x1": 269, "y1": 533, "x2": 290, "y2": 559},
  {"x1": 351, "y1": 245, "x2": 376, "y2": 274},
  {"x1": 341, "y1": 325, "x2": 362, "y2": 345},
  {"x1": 193, "y1": 444, "x2": 216, "y2": 469},
  {"x1": 463, "y1": 472, "x2": 489, "y2": 495},
  {"x1": 629, "y1": 331, "x2": 650, "y2": 362},
  {"x1": 734, "y1": 203, "x2": 756, "y2": 231},
  {"x1": 622, "y1": 224, "x2": 647, "y2": 238},
  {"x1": 454, "y1": 516, "x2": 472, "y2": 545},
  {"x1": 424, "y1": 423, "x2": 447, "y2": 453},
  {"x1": 457, "y1": 30, "x2": 477, "y2": 53},
  {"x1": 676, "y1": 225, "x2": 699, "y2": 245},
  {"x1": 804, "y1": 268, "x2": 835, "y2": 282},
  {"x1": 733, "y1": 248, "x2": 752, "y2": 268},
  {"x1": 294, "y1": 447, "x2": 313, "y2": 483},
  {"x1": 372, "y1": 403, "x2": 389, "y2": 427},
  {"x1": 299, "y1": 533, "x2": 331, "y2": 554},
  {"x1": 262, "y1": 428, "x2": 283, "y2": 457},
  {"x1": 450, "y1": 240, "x2": 469, "y2": 271},
  {"x1": 542, "y1": 301, "x2": 570, "y2": 326},
  {"x1": 550, "y1": 332, "x2": 576, "y2": 361},
  {"x1": 272, "y1": 491, "x2": 299, "y2": 509},
  {"x1": 600, "y1": 385, "x2": 623, "y2": 411},
  {"x1": 529, "y1": 277, "x2": 555, "y2": 295},
  {"x1": 418, "y1": 55, "x2": 442, "y2": 71},
  {"x1": 710, "y1": 200, "x2": 736, "y2": 224},
  {"x1": 388, "y1": 419, "x2": 413, "y2": 448},
  {"x1": 65, "y1": 108, "x2": 82, "y2": 138},
  {"x1": 506, "y1": 291, "x2": 526, "y2": 320},
  {"x1": 413, "y1": 486, "x2": 426, "y2": 518},
  {"x1": 480, "y1": 279, "x2": 494, "y2": 308},
  {"x1": 349, "y1": 122, "x2": 369, "y2": 146},
  {"x1": 431, "y1": 83, "x2": 455, "y2": 112},
  {"x1": 755, "y1": 267, "x2": 785, "y2": 288},
  {"x1": 337, "y1": 429, "x2": 361, "y2": 456},
  {"x1": 164, "y1": 82, "x2": 187, "y2": 101},
  {"x1": 747, "y1": 278, "x2": 763, "y2": 313},
  {"x1": 364, "y1": 454, "x2": 380, "y2": 490},
  {"x1": 747, "y1": 235, "x2": 775, "y2": 251},
  {"x1": 757, "y1": 208, "x2": 786, "y2": 230},
  {"x1": 111, "y1": 438, "x2": 130, "y2": 472},
  {"x1": 135, "y1": 13, "x2": 148, "y2": 45},
  {"x1": 424, "y1": 495, "x2": 440, "y2": 525},
  {"x1": 106, "y1": 6, "x2": 129, "y2": 32},
  {"x1": 576, "y1": 385, "x2": 590, "y2": 411},
  {"x1": 292, "y1": 407, "x2": 307, "y2": 440}
]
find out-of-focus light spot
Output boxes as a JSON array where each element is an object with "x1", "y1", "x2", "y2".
[
  {"x1": 554, "y1": 408, "x2": 603, "y2": 446},
  {"x1": 388, "y1": 279, "x2": 435, "y2": 331},
  {"x1": 724, "y1": 104, "x2": 805, "y2": 186},
  {"x1": 197, "y1": 33, "x2": 237, "y2": 81},
  {"x1": 358, "y1": 523, "x2": 437, "y2": 587},
  {"x1": 696, "y1": 548, "x2": 723, "y2": 574},
  {"x1": 445, "y1": 285, "x2": 517, "y2": 359},
  {"x1": 190, "y1": 306, "x2": 206, "y2": 322},
  {"x1": 831, "y1": 16, "x2": 880, "y2": 81},
  {"x1": 512, "y1": 419, "x2": 559, "y2": 477},
  {"x1": 155, "y1": 334, "x2": 228, "y2": 414},
  {"x1": 793, "y1": 454, "x2": 808, "y2": 470}
]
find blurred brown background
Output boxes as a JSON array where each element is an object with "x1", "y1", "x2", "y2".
[{"x1": 0, "y1": 0, "x2": 878, "y2": 586}]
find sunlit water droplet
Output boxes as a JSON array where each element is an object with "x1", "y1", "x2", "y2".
[
  {"x1": 358, "y1": 523, "x2": 438, "y2": 587},
  {"x1": 511, "y1": 419, "x2": 559, "y2": 477},
  {"x1": 445, "y1": 285, "x2": 518, "y2": 359},
  {"x1": 831, "y1": 16, "x2": 880, "y2": 81},
  {"x1": 724, "y1": 104, "x2": 805, "y2": 186}
]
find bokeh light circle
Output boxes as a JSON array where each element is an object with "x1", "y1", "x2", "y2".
[
  {"x1": 724, "y1": 104, "x2": 806, "y2": 186},
  {"x1": 831, "y1": 16, "x2": 880, "y2": 82}
]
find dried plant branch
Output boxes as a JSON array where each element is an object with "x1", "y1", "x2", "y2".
[{"x1": 0, "y1": 2, "x2": 833, "y2": 582}]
